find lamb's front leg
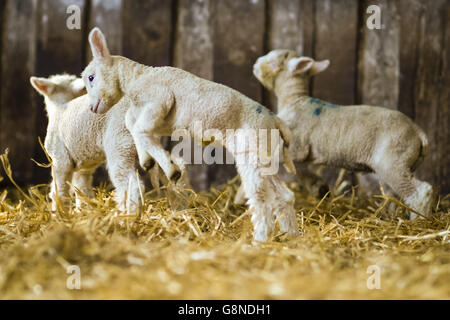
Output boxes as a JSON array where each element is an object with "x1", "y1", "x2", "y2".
[
  {"x1": 295, "y1": 163, "x2": 329, "y2": 198},
  {"x1": 72, "y1": 169, "x2": 96, "y2": 210},
  {"x1": 234, "y1": 184, "x2": 247, "y2": 205},
  {"x1": 126, "y1": 104, "x2": 181, "y2": 182}
]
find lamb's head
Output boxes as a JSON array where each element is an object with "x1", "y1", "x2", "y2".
[
  {"x1": 253, "y1": 50, "x2": 330, "y2": 91},
  {"x1": 82, "y1": 27, "x2": 122, "y2": 114},
  {"x1": 30, "y1": 74, "x2": 86, "y2": 105}
]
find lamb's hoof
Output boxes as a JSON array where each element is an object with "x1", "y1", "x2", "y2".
[
  {"x1": 310, "y1": 183, "x2": 329, "y2": 199},
  {"x1": 318, "y1": 184, "x2": 329, "y2": 198},
  {"x1": 141, "y1": 158, "x2": 155, "y2": 172},
  {"x1": 286, "y1": 228, "x2": 301, "y2": 238},
  {"x1": 234, "y1": 197, "x2": 247, "y2": 206},
  {"x1": 170, "y1": 169, "x2": 182, "y2": 183}
]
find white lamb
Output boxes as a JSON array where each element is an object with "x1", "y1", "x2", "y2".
[
  {"x1": 251, "y1": 49, "x2": 434, "y2": 219},
  {"x1": 81, "y1": 28, "x2": 299, "y2": 242},
  {"x1": 30, "y1": 74, "x2": 145, "y2": 214}
]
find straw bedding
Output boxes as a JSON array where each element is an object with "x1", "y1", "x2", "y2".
[{"x1": 0, "y1": 152, "x2": 449, "y2": 299}]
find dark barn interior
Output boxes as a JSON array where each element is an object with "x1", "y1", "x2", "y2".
[{"x1": 0, "y1": 0, "x2": 448, "y2": 194}]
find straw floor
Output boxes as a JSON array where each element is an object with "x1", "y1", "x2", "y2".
[{"x1": 0, "y1": 153, "x2": 449, "y2": 299}]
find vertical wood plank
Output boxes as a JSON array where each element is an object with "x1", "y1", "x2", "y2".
[
  {"x1": 210, "y1": 0, "x2": 266, "y2": 186},
  {"x1": 313, "y1": 0, "x2": 359, "y2": 188},
  {"x1": 88, "y1": 0, "x2": 124, "y2": 187},
  {"x1": 0, "y1": 0, "x2": 37, "y2": 184},
  {"x1": 174, "y1": 0, "x2": 214, "y2": 191},
  {"x1": 213, "y1": 0, "x2": 265, "y2": 102},
  {"x1": 89, "y1": 0, "x2": 123, "y2": 57},
  {"x1": 174, "y1": 0, "x2": 213, "y2": 80},
  {"x1": 438, "y1": 5, "x2": 450, "y2": 194},
  {"x1": 397, "y1": 0, "x2": 423, "y2": 119},
  {"x1": 412, "y1": 0, "x2": 448, "y2": 191},
  {"x1": 268, "y1": 0, "x2": 314, "y2": 57},
  {"x1": 357, "y1": 0, "x2": 400, "y2": 108},
  {"x1": 266, "y1": 0, "x2": 315, "y2": 110},
  {"x1": 36, "y1": 0, "x2": 86, "y2": 76},
  {"x1": 0, "y1": 0, "x2": 4, "y2": 185},
  {"x1": 313, "y1": 0, "x2": 359, "y2": 105},
  {"x1": 33, "y1": 0, "x2": 87, "y2": 184},
  {"x1": 122, "y1": 0, "x2": 174, "y2": 188},
  {"x1": 0, "y1": 0, "x2": 5, "y2": 153},
  {"x1": 122, "y1": 0, "x2": 173, "y2": 67}
]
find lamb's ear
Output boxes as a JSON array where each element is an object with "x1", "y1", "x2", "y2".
[
  {"x1": 89, "y1": 27, "x2": 110, "y2": 62},
  {"x1": 30, "y1": 77, "x2": 55, "y2": 96},
  {"x1": 310, "y1": 60, "x2": 330, "y2": 76},
  {"x1": 288, "y1": 57, "x2": 314, "y2": 75}
]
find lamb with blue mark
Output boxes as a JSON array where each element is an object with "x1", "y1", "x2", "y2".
[{"x1": 249, "y1": 49, "x2": 434, "y2": 219}]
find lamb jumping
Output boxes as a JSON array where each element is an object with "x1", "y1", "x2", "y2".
[
  {"x1": 82, "y1": 28, "x2": 299, "y2": 242},
  {"x1": 251, "y1": 49, "x2": 434, "y2": 219},
  {"x1": 30, "y1": 74, "x2": 145, "y2": 214}
]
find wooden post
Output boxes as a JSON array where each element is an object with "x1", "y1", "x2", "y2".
[
  {"x1": 313, "y1": 0, "x2": 359, "y2": 188},
  {"x1": 313, "y1": 0, "x2": 359, "y2": 105},
  {"x1": 210, "y1": 0, "x2": 266, "y2": 186},
  {"x1": 32, "y1": 0, "x2": 87, "y2": 184},
  {"x1": 89, "y1": 0, "x2": 123, "y2": 57},
  {"x1": 397, "y1": 0, "x2": 423, "y2": 120},
  {"x1": 266, "y1": 0, "x2": 315, "y2": 111},
  {"x1": 358, "y1": 0, "x2": 399, "y2": 109},
  {"x1": 438, "y1": 5, "x2": 450, "y2": 194},
  {"x1": 174, "y1": 0, "x2": 214, "y2": 191},
  {"x1": 267, "y1": 0, "x2": 315, "y2": 57},
  {"x1": 411, "y1": 0, "x2": 448, "y2": 192},
  {"x1": 0, "y1": 0, "x2": 38, "y2": 185},
  {"x1": 87, "y1": 0, "x2": 124, "y2": 187},
  {"x1": 122, "y1": 0, "x2": 174, "y2": 67}
]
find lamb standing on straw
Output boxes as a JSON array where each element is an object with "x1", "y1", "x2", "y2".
[
  {"x1": 82, "y1": 27, "x2": 299, "y2": 242},
  {"x1": 30, "y1": 74, "x2": 147, "y2": 214},
  {"x1": 250, "y1": 49, "x2": 434, "y2": 219}
]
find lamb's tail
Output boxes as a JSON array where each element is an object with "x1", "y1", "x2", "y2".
[
  {"x1": 411, "y1": 124, "x2": 429, "y2": 172},
  {"x1": 276, "y1": 118, "x2": 296, "y2": 175}
]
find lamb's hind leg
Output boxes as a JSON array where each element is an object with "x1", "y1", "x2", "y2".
[
  {"x1": 268, "y1": 175, "x2": 299, "y2": 237},
  {"x1": 234, "y1": 184, "x2": 247, "y2": 205},
  {"x1": 50, "y1": 159, "x2": 74, "y2": 211},
  {"x1": 375, "y1": 164, "x2": 433, "y2": 219},
  {"x1": 235, "y1": 161, "x2": 299, "y2": 241},
  {"x1": 236, "y1": 162, "x2": 275, "y2": 242},
  {"x1": 106, "y1": 146, "x2": 145, "y2": 215}
]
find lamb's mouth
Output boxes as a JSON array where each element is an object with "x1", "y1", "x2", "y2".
[{"x1": 90, "y1": 99, "x2": 101, "y2": 113}]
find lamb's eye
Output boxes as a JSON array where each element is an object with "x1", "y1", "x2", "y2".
[{"x1": 88, "y1": 75, "x2": 95, "y2": 82}]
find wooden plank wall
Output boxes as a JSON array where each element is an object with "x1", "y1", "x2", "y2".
[{"x1": 0, "y1": 0, "x2": 448, "y2": 194}]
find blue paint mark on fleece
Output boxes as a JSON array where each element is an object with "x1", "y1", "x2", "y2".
[
  {"x1": 313, "y1": 108, "x2": 322, "y2": 116},
  {"x1": 256, "y1": 105, "x2": 275, "y2": 116},
  {"x1": 310, "y1": 98, "x2": 340, "y2": 116},
  {"x1": 310, "y1": 98, "x2": 340, "y2": 109}
]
